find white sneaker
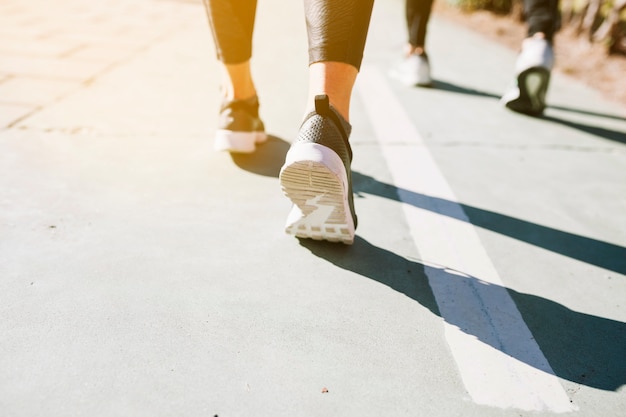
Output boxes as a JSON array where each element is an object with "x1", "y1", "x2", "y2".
[
  {"x1": 501, "y1": 37, "x2": 554, "y2": 116},
  {"x1": 514, "y1": 36, "x2": 554, "y2": 74},
  {"x1": 390, "y1": 53, "x2": 432, "y2": 87}
]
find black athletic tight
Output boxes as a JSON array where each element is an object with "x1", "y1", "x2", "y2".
[
  {"x1": 404, "y1": 0, "x2": 560, "y2": 47},
  {"x1": 524, "y1": 0, "x2": 561, "y2": 42},
  {"x1": 406, "y1": 0, "x2": 434, "y2": 48},
  {"x1": 202, "y1": 0, "x2": 374, "y2": 70}
]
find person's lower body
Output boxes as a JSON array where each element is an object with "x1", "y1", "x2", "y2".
[
  {"x1": 203, "y1": 0, "x2": 374, "y2": 244},
  {"x1": 391, "y1": 0, "x2": 434, "y2": 86},
  {"x1": 501, "y1": 0, "x2": 560, "y2": 115},
  {"x1": 202, "y1": 0, "x2": 266, "y2": 152}
]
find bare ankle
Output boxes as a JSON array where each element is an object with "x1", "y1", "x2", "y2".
[
  {"x1": 307, "y1": 61, "x2": 357, "y2": 122},
  {"x1": 405, "y1": 44, "x2": 425, "y2": 56},
  {"x1": 220, "y1": 61, "x2": 257, "y2": 101}
]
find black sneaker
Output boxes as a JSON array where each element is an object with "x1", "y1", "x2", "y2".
[
  {"x1": 214, "y1": 96, "x2": 267, "y2": 153},
  {"x1": 501, "y1": 37, "x2": 554, "y2": 116},
  {"x1": 279, "y1": 94, "x2": 357, "y2": 244},
  {"x1": 501, "y1": 67, "x2": 551, "y2": 116}
]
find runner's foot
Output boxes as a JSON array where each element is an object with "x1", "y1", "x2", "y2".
[
  {"x1": 279, "y1": 94, "x2": 357, "y2": 244},
  {"x1": 214, "y1": 96, "x2": 267, "y2": 153},
  {"x1": 501, "y1": 36, "x2": 554, "y2": 116}
]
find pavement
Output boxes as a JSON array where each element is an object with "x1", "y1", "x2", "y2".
[{"x1": 1, "y1": 0, "x2": 625, "y2": 416}]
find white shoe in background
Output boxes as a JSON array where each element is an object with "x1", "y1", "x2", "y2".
[
  {"x1": 501, "y1": 36, "x2": 554, "y2": 116},
  {"x1": 390, "y1": 53, "x2": 433, "y2": 87}
]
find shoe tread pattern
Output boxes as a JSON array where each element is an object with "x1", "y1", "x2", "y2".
[{"x1": 280, "y1": 160, "x2": 353, "y2": 244}]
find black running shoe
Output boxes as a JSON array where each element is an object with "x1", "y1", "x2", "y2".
[
  {"x1": 214, "y1": 96, "x2": 267, "y2": 153},
  {"x1": 501, "y1": 37, "x2": 554, "y2": 116},
  {"x1": 279, "y1": 94, "x2": 357, "y2": 244},
  {"x1": 502, "y1": 67, "x2": 551, "y2": 116}
]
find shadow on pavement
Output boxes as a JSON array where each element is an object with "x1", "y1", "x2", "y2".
[
  {"x1": 298, "y1": 236, "x2": 626, "y2": 391},
  {"x1": 352, "y1": 171, "x2": 626, "y2": 275},
  {"x1": 541, "y1": 115, "x2": 626, "y2": 145},
  {"x1": 547, "y1": 104, "x2": 626, "y2": 122},
  {"x1": 230, "y1": 135, "x2": 290, "y2": 177},
  {"x1": 432, "y1": 79, "x2": 500, "y2": 100},
  {"x1": 431, "y1": 79, "x2": 626, "y2": 144}
]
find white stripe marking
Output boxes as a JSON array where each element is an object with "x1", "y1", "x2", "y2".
[{"x1": 356, "y1": 66, "x2": 576, "y2": 412}]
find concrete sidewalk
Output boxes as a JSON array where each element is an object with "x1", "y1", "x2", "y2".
[{"x1": 1, "y1": 0, "x2": 625, "y2": 416}]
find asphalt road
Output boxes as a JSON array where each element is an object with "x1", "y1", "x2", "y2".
[{"x1": 1, "y1": 0, "x2": 625, "y2": 415}]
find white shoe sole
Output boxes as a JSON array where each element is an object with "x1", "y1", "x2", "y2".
[
  {"x1": 279, "y1": 143, "x2": 355, "y2": 244},
  {"x1": 214, "y1": 130, "x2": 267, "y2": 153}
]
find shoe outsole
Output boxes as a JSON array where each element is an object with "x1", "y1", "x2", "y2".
[
  {"x1": 214, "y1": 130, "x2": 267, "y2": 153},
  {"x1": 279, "y1": 143, "x2": 354, "y2": 244},
  {"x1": 504, "y1": 67, "x2": 550, "y2": 116}
]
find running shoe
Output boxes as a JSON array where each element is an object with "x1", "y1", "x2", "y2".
[
  {"x1": 390, "y1": 52, "x2": 432, "y2": 87},
  {"x1": 279, "y1": 94, "x2": 357, "y2": 244},
  {"x1": 214, "y1": 95, "x2": 267, "y2": 153},
  {"x1": 501, "y1": 37, "x2": 554, "y2": 116}
]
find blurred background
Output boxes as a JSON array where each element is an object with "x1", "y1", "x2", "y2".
[{"x1": 435, "y1": 0, "x2": 626, "y2": 106}]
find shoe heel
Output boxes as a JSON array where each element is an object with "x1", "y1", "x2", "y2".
[
  {"x1": 517, "y1": 67, "x2": 550, "y2": 115},
  {"x1": 280, "y1": 143, "x2": 354, "y2": 244}
]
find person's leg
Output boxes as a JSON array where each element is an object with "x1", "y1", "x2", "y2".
[
  {"x1": 307, "y1": 62, "x2": 358, "y2": 123},
  {"x1": 390, "y1": 0, "x2": 434, "y2": 86},
  {"x1": 524, "y1": 0, "x2": 561, "y2": 42},
  {"x1": 218, "y1": 60, "x2": 257, "y2": 101},
  {"x1": 203, "y1": 0, "x2": 266, "y2": 152},
  {"x1": 501, "y1": 0, "x2": 559, "y2": 115},
  {"x1": 203, "y1": 0, "x2": 256, "y2": 63},
  {"x1": 279, "y1": 0, "x2": 374, "y2": 244},
  {"x1": 303, "y1": 0, "x2": 374, "y2": 122},
  {"x1": 406, "y1": 0, "x2": 434, "y2": 55},
  {"x1": 391, "y1": 0, "x2": 434, "y2": 86}
]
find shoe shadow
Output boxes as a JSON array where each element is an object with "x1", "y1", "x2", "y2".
[
  {"x1": 541, "y1": 115, "x2": 626, "y2": 145},
  {"x1": 430, "y1": 79, "x2": 626, "y2": 143},
  {"x1": 547, "y1": 104, "x2": 626, "y2": 122},
  {"x1": 229, "y1": 134, "x2": 290, "y2": 178},
  {"x1": 352, "y1": 171, "x2": 626, "y2": 275},
  {"x1": 298, "y1": 235, "x2": 626, "y2": 391},
  {"x1": 431, "y1": 79, "x2": 501, "y2": 100}
]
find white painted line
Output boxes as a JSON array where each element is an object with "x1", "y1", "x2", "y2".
[{"x1": 356, "y1": 65, "x2": 576, "y2": 413}]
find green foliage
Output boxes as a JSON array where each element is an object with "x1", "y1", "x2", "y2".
[{"x1": 451, "y1": 0, "x2": 514, "y2": 14}]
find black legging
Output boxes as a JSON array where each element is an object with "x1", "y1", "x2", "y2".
[
  {"x1": 203, "y1": 0, "x2": 374, "y2": 70},
  {"x1": 404, "y1": 0, "x2": 560, "y2": 47},
  {"x1": 524, "y1": 0, "x2": 561, "y2": 42},
  {"x1": 406, "y1": 0, "x2": 434, "y2": 48}
]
